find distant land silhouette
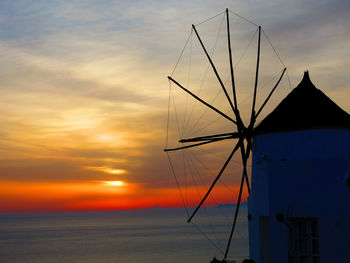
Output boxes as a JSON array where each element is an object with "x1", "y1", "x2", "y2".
[
  {"x1": 148, "y1": 203, "x2": 248, "y2": 210},
  {"x1": 216, "y1": 202, "x2": 247, "y2": 209}
]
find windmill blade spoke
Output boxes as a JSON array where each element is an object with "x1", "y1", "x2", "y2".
[
  {"x1": 168, "y1": 76, "x2": 237, "y2": 124},
  {"x1": 250, "y1": 26, "x2": 261, "y2": 126},
  {"x1": 164, "y1": 137, "x2": 228, "y2": 152},
  {"x1": 243, "y1": 142, "x2": 251, "y2": 194},
  {"x1": 192, "y1": 24, "x2": 236, "y2": 114},
  {"x1": 180, "y1": 132, "x2": 240, "y2": 143},
  {"x1": 187, "y1": 139, "x2": 242, "y2": 223},
  {"x1": 240, "y1": 138, "x2": 253, "y2": 194},
  {"x1": 255, "y1": 67, "x2": 287, "y2": 120},
  {"x1": 239, "y1": 140, "x2": 251, "y2": 194},
  {"x1": 226, "y1": 8, "x2": 238, "y2": 112},
  {"x1": 224, "y1": 163, "x2": 246, "y2": 259}
]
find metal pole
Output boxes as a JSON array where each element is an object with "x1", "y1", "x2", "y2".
[
  {"x1": 226, "y1": 8, "x2": 238, "y2": 111},
  {"x1": 168, "y1": 76, "x2": 237, "y2": 124},
  {"x1": 192, "y1": 24, "x2": 236, "y2": 114},
  {"x1": 187, "y1": 139, "x2": 241, "y2": 223},
  {"x1": 250, "y1": 26, "x2": 261, "y2": 125}
]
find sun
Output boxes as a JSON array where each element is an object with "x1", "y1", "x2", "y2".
[{"x1": 105, "y1": 181, "x2": 124, "y2": 186}]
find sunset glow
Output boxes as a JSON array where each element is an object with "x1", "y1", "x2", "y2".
[
  {"x1": 0, "y1": 0, "x2": 349, "y2": 213},
  {"x1": 84, "y1": 166, "x2": 127, "y2": 175},
  {"x1": 0, "y1": 180, "x2": 247, "y2": 212},
  {"x1": 105, "y1": 181, "x2": 124, "y2": 186}
]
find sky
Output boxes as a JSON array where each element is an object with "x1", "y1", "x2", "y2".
[{"x1": 0, "y1": 0, "x2": 349, "y2": 212}]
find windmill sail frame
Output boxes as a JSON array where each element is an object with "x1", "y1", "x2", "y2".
[{"x1": 165, "y1": 8, "x2": 288, "y2": 261}]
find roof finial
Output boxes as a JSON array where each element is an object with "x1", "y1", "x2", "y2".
[{"x1": 302, "y1": 70, "x2": 311, "y2": 84}]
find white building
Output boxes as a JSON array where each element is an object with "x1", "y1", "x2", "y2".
[{"x1": 248, "y1": 71, "x2": 350, "y2": 263}]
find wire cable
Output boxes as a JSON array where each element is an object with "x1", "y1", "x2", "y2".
[
  {"x1": 195, "y1": 10, "x2": 226, "y2": 27},
  {"x1": 183, "y1": 13, "x2": 227, "y2": 138},
  {"x1": 185, "y1": 151, "x2": 222, "y2": 247},
  {"x1": 170, "y1": 29, "x2": 193, "y2": 77},
  {"x1": 228, "y1": 10, "x2": 259, "y2": 27},
  {"x1": 166, "y1": 152, "x2": 189, "y2": 217}
]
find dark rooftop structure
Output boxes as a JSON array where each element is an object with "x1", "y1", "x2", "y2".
[{"x1": 254, "y1": 71, "x2": 350, "y2": 135}]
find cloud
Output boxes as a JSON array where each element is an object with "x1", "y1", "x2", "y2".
[
  {"x1": 83, "y1": 165, "x2": 127, "y2": 175},
  {"x1": 0, "y1": 0, "x2": 349, "y2": 211}
]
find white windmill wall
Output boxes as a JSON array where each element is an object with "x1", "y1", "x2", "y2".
[{"x1": 248, "y1": 129, "x2": 350, "y2": 263}]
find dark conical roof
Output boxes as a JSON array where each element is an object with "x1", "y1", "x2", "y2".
[{"x1": 254, "y1": 71, "x2": 350, "y2": 135}]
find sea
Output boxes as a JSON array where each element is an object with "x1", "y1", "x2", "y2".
[{"x1": 0, "y1": 207, "x2": 249, "y2": 263}]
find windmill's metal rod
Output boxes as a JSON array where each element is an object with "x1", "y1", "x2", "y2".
[
  {"x1": 224, "y1": 165, "x2": 246, "y2": 259},
  {"x1": 255, "y1": 67, "x2": 287, "y2": 120},
  {"x1": 226, "y1": 8, "x2": 238, "y2": 111},
  {"x1": 180, "y1": 135, "x2": 235, "y2": 143},
  {"x1": 239, "y1": 139, "x2": 251, "y2": 194},
  {"x1": 250, "y1": 26, "x2": 261, "y2": 125},
  {"x1": 164, "y1": 138, "x2": 226, "y2": 152},
  {"x1": 243, "y1": 141, "x2": 251, "y2": 193},
  {"x1": 226, "y1": 9, "x2": 246, "y2": 134},
  {"x1": 168, "y1": 76, "x2": 237, "y2": 124},
  {"x1": 192, "y1": 24, "x2": 236, "y2": 114},
  {"x1": 179, "y1": 132, "x2": 240, "y2": 143},
  {"x1": 187, "y1": 139, "x2": 242, "y2": 223}
]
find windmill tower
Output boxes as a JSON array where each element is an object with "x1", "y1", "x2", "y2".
[{"x1": 248, "y1": 71, "x2": 350, "y2": 263}]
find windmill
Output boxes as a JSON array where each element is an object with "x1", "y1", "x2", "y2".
[
  {"x1": 248, "y1": 71, "x2": 350, "y2": 263},
  {"x1": 164, "y1": 8, "x2": 289, "y2": 261}
]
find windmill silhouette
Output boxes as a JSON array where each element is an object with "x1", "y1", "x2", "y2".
[{"x1": 164, "y1": 8, "x2": 287, "y2": 260}]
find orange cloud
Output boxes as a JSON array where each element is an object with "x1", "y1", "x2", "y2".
[
  {"x1": 83, "y1": 166, "x2": 127, "y2": 175},
  {"x1": 0, "y1": 180, "x2": 247, "y2": 212}
]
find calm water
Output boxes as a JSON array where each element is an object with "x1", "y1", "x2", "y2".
[{"x1": 0, "y1": 207, "x2": 249, "y2": 263}]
